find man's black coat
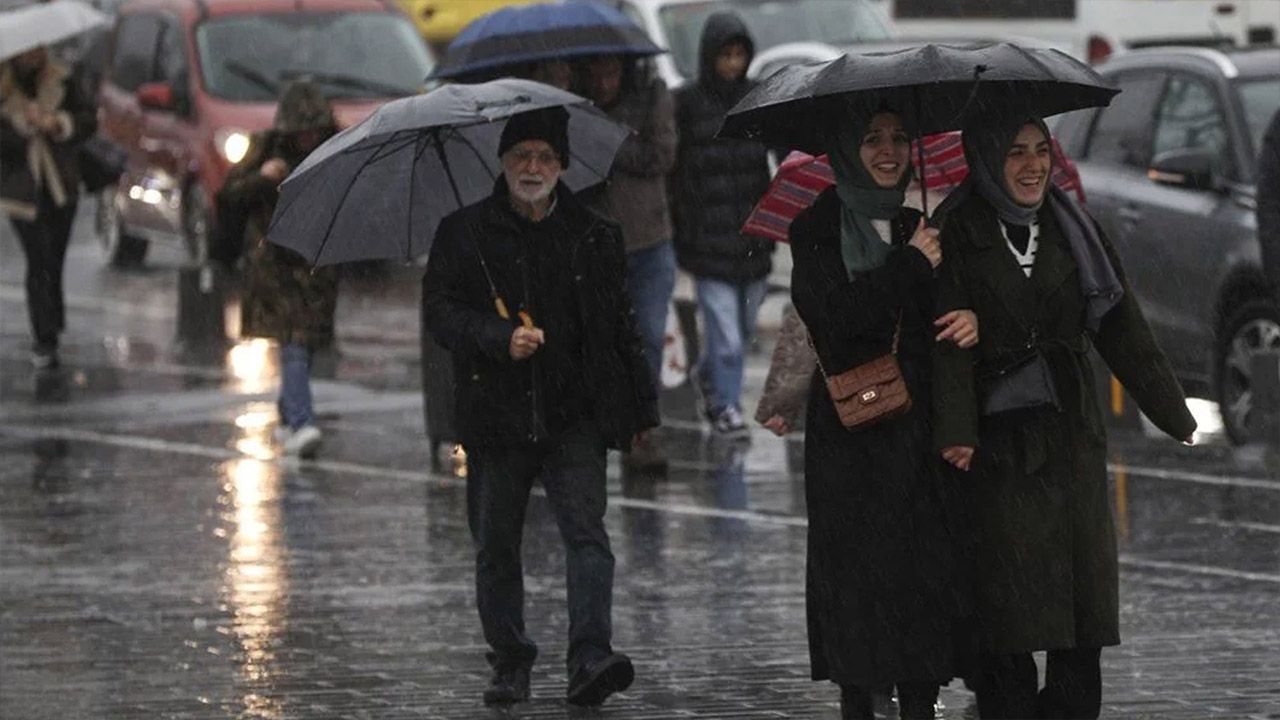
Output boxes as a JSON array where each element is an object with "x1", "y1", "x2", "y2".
[{"x1": 422, "y1": 181, "x2": 659, "y2": 450}]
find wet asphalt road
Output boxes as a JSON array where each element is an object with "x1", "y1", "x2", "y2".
[{"x1": 1, "y1": 205, "x2": 1278, "y2": 719}]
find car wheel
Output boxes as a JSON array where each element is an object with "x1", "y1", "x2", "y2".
[
  {"x1": 1215, "y1": 299, "x2": 1280, "y2": 445},
  {"x1": 182, "y1": 183, "x2": 212, "y2": 267},
  {"x1": 97, "y1": 185, "x2": 148, "y2": 268}
]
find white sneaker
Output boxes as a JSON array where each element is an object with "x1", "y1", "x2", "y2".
[{"x1": 281, "y1": 424, "x2": 322, "y2": 458}]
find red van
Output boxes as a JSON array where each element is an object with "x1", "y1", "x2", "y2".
[{"x1": 96, "y1": 0, "x2": 434, "y2": 266}]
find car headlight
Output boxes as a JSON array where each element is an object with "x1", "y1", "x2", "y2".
[{"x1": 216, "y1": 129, "x2": 252, "y2": 165}]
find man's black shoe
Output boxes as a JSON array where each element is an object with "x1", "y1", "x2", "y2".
[
  {"x1": 566, "y1": 653, "x2": 634, "y2": 707},
  {"x1": 482, "y1": 666, "x2": 531, "y2": 706}
]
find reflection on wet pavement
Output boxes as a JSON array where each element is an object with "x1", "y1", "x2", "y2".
[{"x1": 2, "y1": 221, "x2": 1279, "y2": 719}]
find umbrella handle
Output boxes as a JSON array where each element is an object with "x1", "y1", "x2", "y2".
[{"x1": 914, "y1": 87, "x2": 928, "y2": 217}]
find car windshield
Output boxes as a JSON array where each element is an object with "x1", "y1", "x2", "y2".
[
  {"x1": 196, "y1": 13, "x2": 434, "y2": 102},
  {"x1": 658, "y1": 0, "x2": 890, "y2": 81},
  {"x1": 1236, "y1": 77, "x2": 1280, "y2": 158}
]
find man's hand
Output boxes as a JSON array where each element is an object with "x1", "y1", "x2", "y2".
[
  {"x1": 259, "y1": 158, "x2": 289, "y2": 182},
  {"x1": 763, "y1": 415, "x2": 791, "y2": 436},
  {"x1": 509, "y1": 326, "x2": 545, "y2": 361},
  {"x1": 941, "y1": 446, "x2": 975, "y2": 471},
  {"x1": 935, "y1": 309, "x2": 979, "y2": 349}
]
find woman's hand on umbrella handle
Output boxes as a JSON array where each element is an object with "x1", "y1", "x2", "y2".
[
  {"x1": 763, "y1": 415, "x2": 791, "y2": 436},
  {"x1": 935, "y1": 310, "x2": 979, "y2": 348},
  {"x1": 941, "y1": 445, "x2": 974, "y2": 471},
  {"x1": 909, "y1": 218, "x2": 941, "y2": 269}
]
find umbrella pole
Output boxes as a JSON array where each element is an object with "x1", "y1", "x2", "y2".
[{"x1": 915, "y1": 87, "x2": 928, "y2": 217}]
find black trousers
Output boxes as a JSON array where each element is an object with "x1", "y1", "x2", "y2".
[
  {"x1": 9, "y1": 195, "x2": 77, "y2": 348},
  {"x1": 975, "y1": 647, "x2": 1102, "y2": 719},
  {"x1": 841, "y1": 682, "x2": 939, "y2": 720},
  {"x1": 465, "y1": 422, "x2": 614, "y2": 677}
]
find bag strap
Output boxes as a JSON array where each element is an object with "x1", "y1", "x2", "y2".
[{"x1": 808, "y1": 311, "x2": 904, "y2": 379}]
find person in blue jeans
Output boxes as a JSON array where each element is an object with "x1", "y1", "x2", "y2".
[
  {"x1": 580, "y1": 53, "x2": 679, "y2": 467},
  {"x1": 672, "y1": 13, "x2": 774, "y2": 435},
  {"x1": 218, "y1": 82, "x2": 338, "y2": 458}
]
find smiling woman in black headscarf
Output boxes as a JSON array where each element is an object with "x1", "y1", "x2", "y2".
[
  {"x1": 932, "y1": 114, "x2": 1197, "y2": 719},
  {"x1": 789, "y1": 105, "x2": 978, "y2": 720}
]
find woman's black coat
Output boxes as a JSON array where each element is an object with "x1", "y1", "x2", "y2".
[
  {"x1": 791, "y1": 188, "x2": 970, "y2": 688},
  {"x1": 932, "y1": 193, "x2": 1196, "y2": 656}
]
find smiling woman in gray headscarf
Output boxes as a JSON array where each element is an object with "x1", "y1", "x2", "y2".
[
  {"x1": 932, "y1": 113, "x2": 1197, "y2": 719},
  {"x1": 787, "y1": 105, "x2": 980, "y2": 720}
]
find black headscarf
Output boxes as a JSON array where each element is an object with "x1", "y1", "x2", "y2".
[{"x1": 942, "y1": 114, "x2": 1124, "y2": 331}]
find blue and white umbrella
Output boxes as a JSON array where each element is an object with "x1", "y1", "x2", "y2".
[{"x1": 432, "y1": 1, "x2": 662, "y2": 81}]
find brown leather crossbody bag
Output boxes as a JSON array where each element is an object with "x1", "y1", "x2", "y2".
[{"x1": 812, "y1": 315, "x2": 912, "y2": 431}]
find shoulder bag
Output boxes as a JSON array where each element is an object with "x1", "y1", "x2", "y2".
[{"x1": 812, "y1": 314, "x2": 913, "y2": 431}]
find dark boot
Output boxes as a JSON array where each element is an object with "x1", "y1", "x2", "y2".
[
  {"x1": 840, "y1": 685, "x2": 874, "y2": 720},
  {"x1": 482, "y1": 665, "x2": 531, "y2": 706},
  {"x1": 897, "y1": 682, "x2": 941, "y2": 720},
  {"x1": 566, "y1": 652, "x2": 634, "y2": 707}
]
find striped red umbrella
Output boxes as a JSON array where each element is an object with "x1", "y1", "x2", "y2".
[{"x1": 742, "y1": 131, "x2": 1085, "y2": 243}]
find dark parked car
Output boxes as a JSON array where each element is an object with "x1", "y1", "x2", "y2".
[{"x1": 1054, "y1": 46, "x2": 1280, "y2": 443}]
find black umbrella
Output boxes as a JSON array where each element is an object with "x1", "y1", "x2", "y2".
[
  {"x1": 266, "y1": 79, "x2": 630, "y2": 266},
  {"x1": 720, "y1": 43, "x2": 1118, "y2": 209}
]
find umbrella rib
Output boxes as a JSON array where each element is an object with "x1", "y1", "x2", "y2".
[
  {"x1": 449, "y1": 127, "x2": 499, "y2": 186},
  {"x1": 308, "y1": 130, "x2": 406, "y2": 265},
  {"x1": 433, "y1": 128, "x2": 468, "y2": 208},
  {"x1": 405, "y1": 131, "x2": 433, "y2": 263},
  {"x1": 272, "y1": 134, "x2": 419, "y2": 234}
]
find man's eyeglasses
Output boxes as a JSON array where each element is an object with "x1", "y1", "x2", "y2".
[{"x1": 508, "y1": 148, "x2": 560, "y2": 167}]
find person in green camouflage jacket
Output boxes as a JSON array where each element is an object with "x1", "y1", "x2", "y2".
[{"x1": 217, "y1": 81, "x2": 337, "y2": 458}]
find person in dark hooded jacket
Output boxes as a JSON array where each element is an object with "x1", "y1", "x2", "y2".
[{"x1": 672, "y1": 12, "x2": 774, "y2": 434}]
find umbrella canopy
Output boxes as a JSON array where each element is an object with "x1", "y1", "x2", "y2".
[
  {"x1": 0, "y1": 0, "x2": 107, "y2": 62},
  {"x1": 432, "y1": 1, "x2": 662, "y2": 80},
  {"x1": 720, "y1": 42, "x2": 1118, "y2": 154},
  {"x1": 742, "y1": 132, "x2": 1085, "y2": 243},
  {"x1": 267, "y1": 79, "x2": 631, "y2": 266}
]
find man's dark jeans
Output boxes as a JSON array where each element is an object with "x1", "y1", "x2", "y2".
[{"x1": 466, "y1": 422, "x2": 614, "y2": 677}]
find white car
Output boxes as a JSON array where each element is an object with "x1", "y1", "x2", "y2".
[{"x1": 583, "y1": 0, "x2": 895, "y2": 89}]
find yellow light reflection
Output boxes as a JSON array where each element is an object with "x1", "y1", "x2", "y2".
[
  {"x1": 228, "y1": 338, "x2": 278, "y2": 395},
  {"x1": 235, "y1": 402, "x2": 279, "y2": 461},
  {"x1": 224, "y1": 458, "x2": 287, "y2": 713}
]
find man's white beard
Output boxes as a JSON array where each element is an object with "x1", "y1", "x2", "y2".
[{"x1": 510, "y1": 177, "x2": 555, "y2": 205}]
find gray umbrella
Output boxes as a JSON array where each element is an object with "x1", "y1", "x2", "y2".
[
  {"x1": 0, "y1": 0, "x2": 107, "y2": 61},
  {"x1": 267, "y1": 79, "x2": 630, "y2": 266}
]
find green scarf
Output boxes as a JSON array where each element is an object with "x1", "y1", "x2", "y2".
[{"x1": 826, "y1": 115, "x2": 912, "y2": 279}]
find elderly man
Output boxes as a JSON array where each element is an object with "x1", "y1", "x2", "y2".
[{"x1": 422, "y1": 107, "x2": 658, "y2": 708}]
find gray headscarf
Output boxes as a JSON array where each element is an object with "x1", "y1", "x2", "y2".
[
  {"x1": 825, "y1": 111, "x2": 912, "y2": 279},
  {"x1": 943, "y1": 115, "x2": 1124, "y2": 331}
]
